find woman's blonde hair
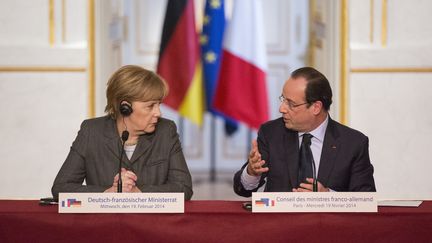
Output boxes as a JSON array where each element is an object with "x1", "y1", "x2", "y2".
[{"x1": 105, "y1": 65, "x2": 168, "y2": 119}]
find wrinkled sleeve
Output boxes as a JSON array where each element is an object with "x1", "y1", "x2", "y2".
[{"x1": 51, "y1": 120, "x2": 110, "y2": 198}]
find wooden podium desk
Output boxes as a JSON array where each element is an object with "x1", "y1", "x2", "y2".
[{"x1": 0, "y1": 200, "x2": 431, "y2": 243}]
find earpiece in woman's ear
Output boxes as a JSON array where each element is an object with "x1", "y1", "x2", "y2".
[{"x1": 119, "y1": 101, "x2": 133, "y2": 117}]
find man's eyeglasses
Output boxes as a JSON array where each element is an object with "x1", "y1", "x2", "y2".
[{"x1": 278, "y1": 95, "x2": 308, "y2": 110}]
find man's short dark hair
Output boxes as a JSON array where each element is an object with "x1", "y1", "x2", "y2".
[{"x1": 291, "y1": 67, "x2": 333, "y2": 111}]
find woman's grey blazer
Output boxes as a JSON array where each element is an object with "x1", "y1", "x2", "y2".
[{"x1": 52, "y1": 116, "x2": 193, "y2": 200}]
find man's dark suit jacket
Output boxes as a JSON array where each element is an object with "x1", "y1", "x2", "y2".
[
  {"x1": 234, "y1": 117, "x2": 376, "y2": 197},
  {"x1": 52, "y1": 116, "x2": 193, "y2": 200}
]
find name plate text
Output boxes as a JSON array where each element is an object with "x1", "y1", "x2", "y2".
[
  {"x1": 59, "y1": 193, "x2": 184, "y2": 213},
  {"x1": 252, "y1": 192, "x2": 377, "y2": 213}
]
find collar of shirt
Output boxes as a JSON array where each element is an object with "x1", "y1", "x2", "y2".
[{"x1": 298, "y1": 115, "x2": 329, "y2": 144}]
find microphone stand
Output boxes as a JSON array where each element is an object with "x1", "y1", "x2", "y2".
[
  {"x1": 311, "y1": 157, "x2": 318, "y2": 192},
  {"x1": 118, "y1": 130, "x2": 129, "y2": 193}
]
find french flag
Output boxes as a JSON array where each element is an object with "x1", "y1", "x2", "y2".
[{"x1": 212, "y1": 0, "x2": 269, "y2": 130}]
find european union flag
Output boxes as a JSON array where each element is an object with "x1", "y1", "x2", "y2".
[{"x1": 201, "y1": 0, "x2": 238, "y2": 135}]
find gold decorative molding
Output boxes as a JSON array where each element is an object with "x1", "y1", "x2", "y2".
[
  {"x1": 340, "y1": 0, "x2": 348, "y2": 125},
  {"x1": 381, "y1": 0, "x2": 387, "y2": 46},
  {"x1": 351, "y1": 67, "x2": 432, "y2": 73},
  {"x1": 88, "y1": 0, "x2": 96, "y2": 118},
  {"x1": 49, "y1": 0, "x2": 55, "y2": 47},
  {"x1": 0, "y1": 66, "x2": 86, "y2": 72}
]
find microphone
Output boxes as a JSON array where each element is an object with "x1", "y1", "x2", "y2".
[
  {"x1": 118, "y1": 130, "x2": 129, "y2": 193},
  {"x1": 122, "y1": 130, "x2": 129, "y2": 142},
  {"x1": 311, "y1": 156, "x2": 318, "y2": 192}
]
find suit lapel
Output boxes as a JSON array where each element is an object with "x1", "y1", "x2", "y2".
[
  {"x1": 317, "y1": 118, "x2": 340, "y2": 186},
  {"x1": 130, "y1": 133, "x2": 153, "y2": 164},
  {"x1": 103, "y1": 117, "x2": 154, "y2": 165},
  {"x1": 104, "y1": 118, "x2": 124, "y2": 162},
  {"x1": 284, "y1": 128, "x2": 300, "y2": 188}
]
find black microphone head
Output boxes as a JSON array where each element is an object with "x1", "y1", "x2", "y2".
[{"x1": 121, "y1": 130, "x2": 129, "y2": 142}]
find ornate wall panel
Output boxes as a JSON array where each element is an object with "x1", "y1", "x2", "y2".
[
  {"x1": 350, "y1": 72, "x2": 432, "y2": 199},
  {"x1": 315, "y1": 0, "x2": 432, "y2": 199},
  {"x1": 0, "y1": 0, "x2": 92, "y2": 198}
]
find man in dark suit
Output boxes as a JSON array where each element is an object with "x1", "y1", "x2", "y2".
[{"x1": 234, "y1": 67, "x2": 375, "y2": 197}]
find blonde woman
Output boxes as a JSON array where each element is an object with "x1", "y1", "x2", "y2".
[{"x1": 52, "y1": 65, "x2": 193, "y2": 200}]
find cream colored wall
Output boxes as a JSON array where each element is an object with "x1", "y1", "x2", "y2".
[
  {"x1": 0, "y1": 0, "x2": 90, "y2": 198},
  {"x1": 0, "y1": 0, "x2": 309, "y2": 198},
  {"x1": 4, "y1": 0, "x2": 429, "y2": 200},
  {"x1": 312, "y1": 0, "x2": 432, "y2": 199}
]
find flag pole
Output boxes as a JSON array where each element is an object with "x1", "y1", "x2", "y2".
[
  {"x1": 210, "y1": 114, "x2": 217, "y2": 182},
  {"x1": 178, "y1": 117, "x2": 184, "y2": 144}
]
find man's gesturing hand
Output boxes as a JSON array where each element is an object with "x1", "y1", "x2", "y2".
[{"x1": 246, "y1": 140, "x2": 269, "y2": 176}]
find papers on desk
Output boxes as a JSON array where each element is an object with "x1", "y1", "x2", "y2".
[{"x1": 378, "y1": 200, "x2": 423, "y2": 207}]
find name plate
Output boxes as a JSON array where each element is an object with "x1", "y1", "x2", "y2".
[
  {"x1": 58, "y1": 193, "x2": 184, "y2": 213},
  {"x1": 252, "y1": 192, "x2": 377, "y2": 213}
]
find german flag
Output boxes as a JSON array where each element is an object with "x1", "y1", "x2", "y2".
[{"x1": 157, "y1": 0, "x2": 204, "y2": 126}]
